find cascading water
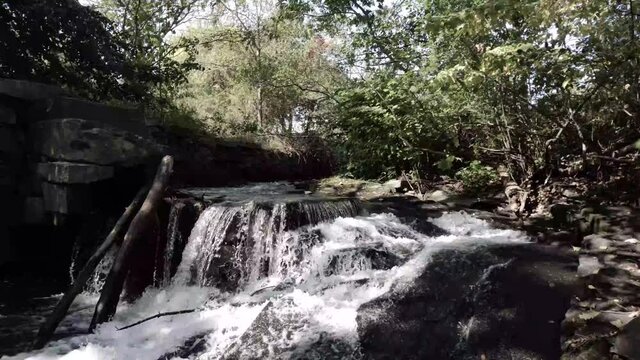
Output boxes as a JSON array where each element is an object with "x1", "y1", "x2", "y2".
[
  {"x1": 6, "y1": 183, "x2": 530, "y2": 360},
  {"x1": 174, "y1": 199, "x2": 361, "y2": 290}
]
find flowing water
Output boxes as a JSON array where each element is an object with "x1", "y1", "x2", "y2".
[{"x1": 3, "y1": 183, "x2": 529, "y2": 360}]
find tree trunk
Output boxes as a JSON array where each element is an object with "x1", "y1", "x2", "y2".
[
  {"x1": 33, "y1": 186, "x2": 148, "y2": 349},
  {"x1": 89, "y1": 155, "x2": 174, "y2": 331}
]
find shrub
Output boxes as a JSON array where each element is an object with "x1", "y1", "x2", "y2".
[{"x1": 456, "y1": 161, "x2": 499, "y2": 193}]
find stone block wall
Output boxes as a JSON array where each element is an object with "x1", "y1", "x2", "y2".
[
  {"x1": 0, "y1": 78, "x2": 333, "y2": 273},
  {"x1": 0, "y1": 80, "x2": 155, "y2": 271}
]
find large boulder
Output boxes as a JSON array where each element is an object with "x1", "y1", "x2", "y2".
[
  {"x1": 356, "y1": 243, "x2": 577, "y2": 360},
  {"x1": 222, "y1": 300, "x2": 358, "y2": 360},
  {"x1": 30, "y1": 118, "x2": 161, "y2": 166}
]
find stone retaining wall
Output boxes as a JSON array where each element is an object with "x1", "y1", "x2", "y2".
[{"x1": 0, "y1": 78, "x2": 332, "y2": 271}]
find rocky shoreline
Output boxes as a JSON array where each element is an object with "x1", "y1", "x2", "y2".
[{"x1": 311, "y1": 176, "x2": 640, "y2": 360}]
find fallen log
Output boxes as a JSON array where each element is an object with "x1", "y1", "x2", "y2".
[
  {"x1": 33, "y1": 186, "x2": 148, "y2": 349},
  {"x1": 90, "y1": 155, "x2": 174, "y2": 331}
]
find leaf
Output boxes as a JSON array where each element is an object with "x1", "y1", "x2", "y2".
[{"x1": 437, "y1": 155, "x2": 456, "y2": 171}]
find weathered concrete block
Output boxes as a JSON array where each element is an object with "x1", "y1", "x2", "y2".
[
  {"x1": 0, "y1": 104, "x2": 16, "y2": 124},
  {"x1": 30, "y1": 96, "x2": 144, "y2": 131},
  {"x1": 30, "y1": 118, "x2": 160, "y2": 166},
  {"x1": 37, "y1": 162, "x2": 114, "y2": 184},
  {"x1": 0, "y1": 78, "x2": 67, "y2": 100},
  {"x1": 41, "y1": 182, "x2": 89, "y2": 214},
  {"x1": 23, "y1": 196, "x2": 45, "y2": 223}
]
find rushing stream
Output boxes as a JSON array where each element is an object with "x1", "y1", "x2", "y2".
[{"x1": 3, "y1": 183, "x2": 530, "y2": 360}]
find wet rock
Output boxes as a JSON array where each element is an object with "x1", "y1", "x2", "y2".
[
  {"x1": 550, "y1": 203, "x2": 574, "y2": 227},
  {"x1": 578, "y1": 256, "x2": 603, "y2": 277},
  {"x1": 562, "y1": 339, "x2": 610, "y2": 360},
  {"x1": 37, "y1": 162, "x2": 114, "y2": 184},
  {"x1": 582, "y1": 213, "x2": 611, "y2": 234},
  {"x1": 324, "y1": 247, "x2": 402, "y2": 276},
  {"x1": 383, "y1": 179, "x2": 403, "y2": 192},
  {"x1": 614, "y1": 316, "x2": 640, "y2": 360},
  {"x1": 223, "y1": 301, "x2": 359, "y2": 360},
  {"x1": 546, "y1": 231, "x2": 578, "y2": 245},
  {"x1": 356, "y1": 244, "x2": 577, "y2": 360},
  {"x1": 582, "y1": 235, "x2": 612, "y2": 251},
  {"x1": 562, "y1": 188, "x2": 581, "y2": 199},
  {"x1": 403, "y1": 217, "x2": 448, "y2": 237},
  {"x1": 425, "y1": 189, "x2": 450, "y2": 202},
  {"x1": 157, "y1": 332, "x2": 210, "y2": 360}
]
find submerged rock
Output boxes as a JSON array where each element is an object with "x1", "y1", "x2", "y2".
[
  {"x1": 223, "y1": 301, "x2": 361, "y2": 360},
  {"x1": 356, "y1": 243, "x2": 577, "y2": 360},
  {"x1": 614, "y1": 316, "x2": 640, "y2": 360},
  {"x1": 324, "y1": 246, "x2": 402, "y2": 276}
]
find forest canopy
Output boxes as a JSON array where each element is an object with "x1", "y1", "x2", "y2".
[{"x1": 1, "y1": 0, "x2": 639, "y2": 184}]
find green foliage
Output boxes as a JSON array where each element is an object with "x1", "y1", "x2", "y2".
[
  {"x1": 176, "y1": 5, "x2": 345, "y2": 136},
  {"x1": 335, "y1": 70, "x2": 467, "y2": 179},
  {"x1": 299, "y1": 0, "x2": 640, "y2": 181},
  {"x1": 95, "y1": 0, "x2": 209, "y2": 101},
  {"x1": 456, "y1": 161, "x2": 499, "y2": 193},
  {"x1": 0, "y1": 0, "x2": 135, "y2": 100},
  {"x1": 5, "y1": 0, "x2": 640, "y2": 182},
  {"x1": 0, "y1": 0, "x2": 206, "y2": 103}
]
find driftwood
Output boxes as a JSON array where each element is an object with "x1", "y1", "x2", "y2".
[
  {"x1": 90, "y1": 155, "x2": 174, "y2": 331},
  {"x1": 116, "y1": 309, "x2": 197, "y2": 331},
  {"x1": 33, "y1": 186, "x2": 149, "y2": 349}
]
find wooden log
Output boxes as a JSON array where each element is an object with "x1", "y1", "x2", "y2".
[
  {"x1": 33, "y1": 186, "x2": 148, "y2": 349},
  {"x1": 89, "y1": 155, "x2": 174, "y2": 331}
]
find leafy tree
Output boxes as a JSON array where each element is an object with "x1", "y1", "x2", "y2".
[
  {"x1": 296, "y1": 0, "x2": 640, "y2": 181},
  {"x1": 94, "y1": 0, "x2": 213, "y2": 102},
  {"x1": 176, "y1": 2, "x2": 345, "y2": 135},
  {"x1": 0, "y1": 0, "x2": 137, "y2": 100}
]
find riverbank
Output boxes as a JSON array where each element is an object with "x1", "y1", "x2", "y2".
[{"x1": 312, "y1": 175, "x2": 640, "y2": 359}]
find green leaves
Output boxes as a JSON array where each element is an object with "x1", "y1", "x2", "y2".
[{"x1": 456, "y1": 161, "x2": 499, "y2": 193}]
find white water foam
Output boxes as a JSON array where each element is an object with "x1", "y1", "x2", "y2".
[{"x1": 5, "y1": 211, "x2": 528, "y2": 360}]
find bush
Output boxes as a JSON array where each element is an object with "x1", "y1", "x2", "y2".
[{"x1": 456, "y1": 161, "x2": 499, "y2": 193}]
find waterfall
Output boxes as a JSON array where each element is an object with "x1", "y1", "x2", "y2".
[
  {"x1": 159, "y1": 202, "x2": 185, "y2": 287},
  {"x1": 15, "y1": 184, "x2": 530, "y2": 360},
  {"x1": 174, "y1": 199, "x2": 361, "y2": 289}
]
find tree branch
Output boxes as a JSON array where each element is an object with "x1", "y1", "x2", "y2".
[{"x1": 116, "y1": 309, "x2": 197, "y2": 331}]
